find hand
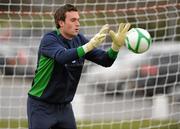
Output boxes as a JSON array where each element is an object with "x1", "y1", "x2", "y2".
[
  {"x1": 109, "y1": 23, "x2": 131, "y2": 52},
  {"x1": 82, "y1": 24, "x2": 109, "y2": 53}
]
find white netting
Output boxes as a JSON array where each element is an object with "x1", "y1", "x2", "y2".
[{"x1": 0, "y1": 0, "x2": 179, "y2": 129}]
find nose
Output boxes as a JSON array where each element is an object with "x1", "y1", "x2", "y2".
[
  {"x1": 76, "y1": 23, "x2": 80, "y2": 27},
  {"x1": 76, "y1": 20, "x2": 80, "y2": 26}
]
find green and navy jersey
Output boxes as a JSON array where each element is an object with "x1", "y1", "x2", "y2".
[{"x1": 28, "y1": 30, "x2": 118, "y2": 104}]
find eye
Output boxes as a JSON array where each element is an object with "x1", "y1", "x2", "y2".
[
  {"x1": 71, "y1": 18, "x2": 76, "y2": 22},
  {"x1": 71, "y1": 18, "x2": 79, "y2": 22}
]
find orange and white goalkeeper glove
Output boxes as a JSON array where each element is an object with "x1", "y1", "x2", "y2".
[
  {"x1": 82, "y1": 24, "x2": 109, "y2": 53},
  {"x1": 109, "y1": 23, "x2": 131, "y2": 52}
]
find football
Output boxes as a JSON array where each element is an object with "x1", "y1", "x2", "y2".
[{"x1": 125, "y1": 28, "x2": 152, "y2": 54}]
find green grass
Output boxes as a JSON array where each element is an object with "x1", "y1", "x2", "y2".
[
  {"x1": 0, "y1": 119, "x2": 27, "y2": 128},
  {"x1": 0, "y1": 119, "x2": 179, "y2": 129}
]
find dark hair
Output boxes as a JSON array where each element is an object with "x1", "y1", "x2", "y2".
[{"x1": 54, "y1": 4, "x2": 78, "y2": 28}]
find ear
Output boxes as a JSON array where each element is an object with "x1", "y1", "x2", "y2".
[{"x1": 58, "y1": 20, "x2": 64, "y2": 28}]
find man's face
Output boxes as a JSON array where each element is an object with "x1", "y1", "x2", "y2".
[{"x1": 59, "y1": 11, "x2": 80, "y2": 39}]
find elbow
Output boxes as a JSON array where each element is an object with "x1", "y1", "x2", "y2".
[
  {"x1": 54, "y1": 49, "x2": 79, "y2": 65},
  {"x1": 103, "y1": 62, "x2": 113, "y2": 68},
  {"x1": 54, "y1": 52, "x2": 67, "y2": 65},
  {"x1": 55, "y1": 55, "x2": 69, "y2": 65}
]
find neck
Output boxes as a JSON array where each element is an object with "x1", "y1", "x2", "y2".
[
  {"x1": 61, "y1": 33, "x2": 73, "y2": 40},
  {"x1": 58, "y1": 29, "x2": 73, "y2": 40}
]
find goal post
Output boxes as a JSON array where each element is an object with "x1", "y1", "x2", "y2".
[{"x1": 0, "y1": 0, "x2": 180, "y2": 129}]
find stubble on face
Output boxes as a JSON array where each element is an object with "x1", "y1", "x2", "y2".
[{"x1": 60, "y1": 11, "x2": 80, "y2": 39}]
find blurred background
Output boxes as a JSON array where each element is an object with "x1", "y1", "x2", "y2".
[{"x1": 0, "y1": 0, "x2": 180, "y2": 129}]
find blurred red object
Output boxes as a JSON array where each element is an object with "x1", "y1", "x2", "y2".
[
  {"x1": 140, "y1": 65, "x2": 158, "y2": 76},
  {"x1": 17, "y1": 49, "x2": 27, "y2": 65}
]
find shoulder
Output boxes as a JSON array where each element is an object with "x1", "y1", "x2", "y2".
[
  {"x1": 42, "y1": 31, "x2": 58, "y2": 41},
  {"x1": 39, "y1": 31, "x2": 60, "y2": 48},
  {"x1": 40, "y1": 31, "x2": 59, "y2": 45}
]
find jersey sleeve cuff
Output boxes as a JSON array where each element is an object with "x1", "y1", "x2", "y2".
[
  {"x1": 107, "y1": 48, "x2": 118, "y2": 59},
  {"x1": 77, "y1": 46, "x2": 86, "y2": 58}
]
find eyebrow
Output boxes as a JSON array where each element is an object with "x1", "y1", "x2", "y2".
[{"x1": 70, "y1": 17, "x2": 80, "y2": 21}]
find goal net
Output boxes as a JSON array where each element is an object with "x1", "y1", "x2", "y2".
[{"x1": 0, "y1": 0, "x2": 180, "y2": 129}]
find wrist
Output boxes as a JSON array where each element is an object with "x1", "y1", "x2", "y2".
[
  {"x1": 107, "y1": 48, "x2": 118, "y2": 59},
  {"x1": 111, "y1": 42, "x2": 120, "y2": 52},
  {"x1": 77, "y1": 47, "x2": 85, "y2": 58},
  {"x1": 82, "y1": 42, "x2": 94, "y2": 53}
]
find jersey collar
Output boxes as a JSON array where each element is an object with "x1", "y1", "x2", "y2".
[{"x1": 56, "y1": 28, "x2": 60, "y2": 36}]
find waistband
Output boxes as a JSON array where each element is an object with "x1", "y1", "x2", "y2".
[{"x1": 28, "y1": 95, "x2": 70, "y2": 107}]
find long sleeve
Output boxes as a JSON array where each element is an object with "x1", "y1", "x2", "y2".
[{"x1": 40, "y1": 33, "x2": 79, "y2": 65}]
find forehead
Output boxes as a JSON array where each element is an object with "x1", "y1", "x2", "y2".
[{"x1": 65, "y1": 11, "x2": 79, "y2": 19}]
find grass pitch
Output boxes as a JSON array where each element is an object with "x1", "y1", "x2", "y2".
[{"x1": 0, "y1": 119, "x2": 179, "y2": 129}]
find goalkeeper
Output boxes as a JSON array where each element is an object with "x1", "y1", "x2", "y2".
[{"x1": 27, "y1": 4, "x2": 130, "y2": 129}]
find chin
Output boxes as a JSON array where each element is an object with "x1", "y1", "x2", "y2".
[
  {"x1": 72, "y1": 33, "x2": 78, "y2": 36},
  {"x1": 68, "y1": 34, "x2": 77, "y2": 39}
]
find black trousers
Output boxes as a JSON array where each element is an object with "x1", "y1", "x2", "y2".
[{"x1": 27, "y1": 97, "x2": 77, "y2": 129}]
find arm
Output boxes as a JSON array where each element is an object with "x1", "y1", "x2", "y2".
[
  {"x1": 85, "y1": 48, "x2": 118, "y2": 67},
  {"x1": 40, "y1": 34, "x2": 79, "y2": 64},
  {"x1": 84, "y1": 23, "x2": 131, "y2": 67},
  {"x1": 40, "y1": 24, "x2": 109, "y2": 65}
]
